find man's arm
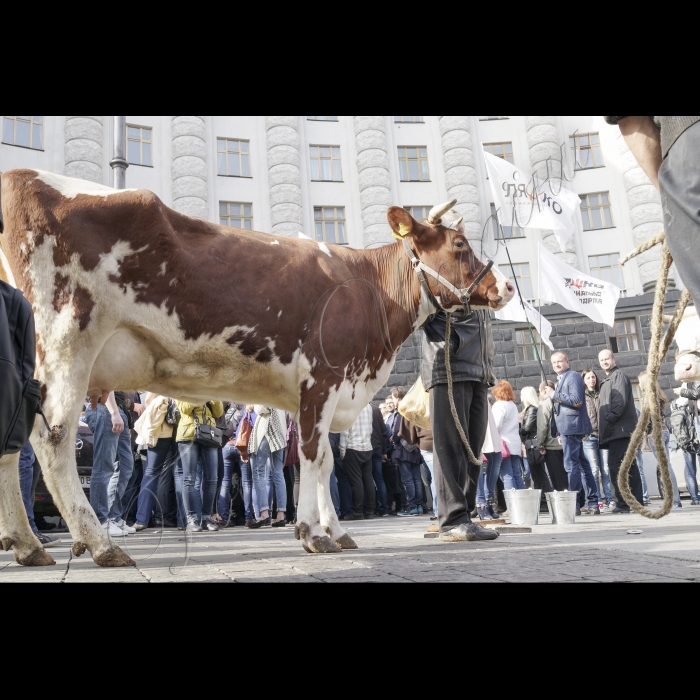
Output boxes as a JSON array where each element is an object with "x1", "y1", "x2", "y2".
[
  {"x1": 615, "y1": 117, "x2": 663, "y2": 190},
  {"x1": 105, "y1": 391, "x2": 125, "y2": 434},
  {"x1": 553, "y1": 375, "x2": 584, "y2": 409}
]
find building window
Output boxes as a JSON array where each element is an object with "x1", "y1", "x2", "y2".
[
  {"x1": 314, "y1": 207, "x2": 347, "y2": 245},
  {"x1": 479, "y1": 116, "x2": 509, "y2": 121},
  {"x1": 127, "y1": 125, "x2": 152, "y2": 166},
  {"x1": 516, "y1": 329, "x2": 550, "y2": 362},
  {"x1": 610, "y1": 319, "x2": 640, "y2": 354},
  {"x1": 2, "y1": 116, "x2": 43, "y2": 150},
  {"x1": 483, "y1": 141, "x2": 514, "y2": 164},
  {"x1": 307, "y1": 116, "x2": 338, "y2": 121},
  {"x1": 589, "y1": 253, "x2": 624, "y2": 289},
  {"x1": 310, "y1": 145, "x2": 342, "y2": 181},
  {"x1": 510, "y1": 262, "x2": 533, "y2": 300},
  {"x1": 571, "y1": 132, "x2": 604, "y2": 170},
  {"x1": 217, "y1": 139, "x2": 250, "y2": 177},
  {"x1": 490, "y1": 203, "x2": 524, "y2": 239},
  {"x1": 394, "y1": 116, "x2": 424, "y2": 123},
  {"x1": 398, "y1": 146, "x2": 430, "y2": 182},
  {"x1": 219, "y1": 202, "x2": 253, "y2": 230},
  {"x1": 632, "y1": 381, "x2": 642, "y2": 412},
  {"x1": 404, "y1": 206, "x2": 432, "y2": 223},
  {"x1": 580, "y1": 192, "x2": 614, "y2": 230}
]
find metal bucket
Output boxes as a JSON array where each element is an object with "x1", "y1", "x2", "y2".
[
  {"x1": 503, "y1": 489, "x2": 541, "y2": 526},
  {"x1": 545, "y1": 491, "x2": 578, "y2": 525}
]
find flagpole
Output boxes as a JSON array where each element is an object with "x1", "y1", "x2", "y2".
[{"x1": 504, "y1": 242, "x2": 547, "y2": 383}]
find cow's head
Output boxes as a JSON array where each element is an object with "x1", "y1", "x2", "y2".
[
  {"x1": 673, "y1": 307, "x2": 700, "y2": 382},
  {"x1": 388, "y1": 201, "x2": 515, "y2": 312}
]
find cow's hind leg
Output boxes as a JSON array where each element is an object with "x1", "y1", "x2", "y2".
[
  {"x1": 32, "y1": 389, "x2": 134, "y2": 568},
  {"x1": 0, "y1": 453, "x2": 55, "y2": 566}
]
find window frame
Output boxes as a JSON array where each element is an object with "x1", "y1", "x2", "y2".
[
  {"x1": 217, "y1": 138, "x2": 251, "y2": 178},
  {"x1": 403, "y1": 206, "x2": 432, "y2": 224},
  {"x1": 2, "y1": 115, "x2": 44, "y2": 150},
  {"x1": 397, "y1": 146, "x2": 430, "y2": 182},
  {"x1": 126, "y1": 124, "x2": 153, "y2": 167},
  {"x1": 580, "y1": 192, "x2": 615, "y2": 231},
  {"x1": 219, "y1": 201, "x2": 254, "y2": 230},
  {"x1": 483, "y1": 141, "x2": 514, "y2": 164},
  {"x1": 588, "y1": 252, "x2": 625, "y2": 291},
  {"x1": 307, "y1": 116, "x2": 338, "y2": 122},
  {"x1": 309, "y1": 145, "x2": 343, "y2": 182},
  {"x1": 515, "y1": 328, "x2": 550, "y2": 363},
  {"x1": 610, "y1": 318, "x2": 640, "y2": 354},
  {"x1": 314, "y1": 206, "x2": 348, "y2": 245},
  {"x1": 510, "y1": 262, "x2": 534, "y2": 301},
  {"x1": 394, "y1": 116, "x2": 424, "y2": 123},
  {"x1": 570, "y1": 132, "x2": 604, "y2": 171}
]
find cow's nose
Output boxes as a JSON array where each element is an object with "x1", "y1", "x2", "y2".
[{"x1": 506, "y1": 283, "x2": 514, "y2": 295}]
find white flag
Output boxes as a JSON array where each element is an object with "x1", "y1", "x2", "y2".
[
  {"x1": 494, "y1": 267, "x2": 553, "y2": 350},
  {"x1": 538, "y1": 244, "x2": 621, "y2": 327},
  {"x1": 483, "y1": 151, "x2": 581, "y2": 253}
]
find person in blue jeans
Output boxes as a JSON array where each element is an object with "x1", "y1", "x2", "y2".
[
  {"x1": 18, "y1": 441, "x2": 61, "y2": 548},
  {"x1": 476, "y1": 402, "x2": 503, "y2": 520},
  {"x1": 581, "y1": 370, "x2": 614, "y2": 506},
  {"x1": 85, "y1": 391, "x2": 138, "y2": 537},
  {"x1": 493, "y1": 382, "x2": 526, "y2": 491},
  {"x1": 175, "y1": 400, "x2": 225, "y2": 532},
  {"x1": 330, "y1": 433, "x2": 353, "y2": 518},
  {"x1": 219, "y1": 443, "x2": 241, "y2": 525},
  {"x1": 545, "y1": 353, "x2": 600, "y2": 514},
  {"x1": 370, "y1": 404, "x2": 390, "y2": 516},
  {"x1": 391, "y1": 413, "x2": 423, "y2": 517}
]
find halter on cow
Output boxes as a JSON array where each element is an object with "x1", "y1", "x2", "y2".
[{"x1": 0, "y1": 169, "x2": 514, "y2": 566}]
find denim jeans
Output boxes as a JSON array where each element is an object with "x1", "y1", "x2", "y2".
[
  {"x1": 330, "y1": 467, "x2": 341, "y2": 516},
  {"x1": 178, "y1": 440, "x2": 218, "y2": 524},
  {"x1": 583, "y1": 435, "x2": 613, "y2": 504},
  {"x1": 421, "y1": 449, "x2": 438, "y2": 516},
  {"x1": 266, "y1": 443, "x2": 286, "y2": 513},
  {"x1": 250, "y1": 437, "x2": 272, "y2": 518},
  {"x1": 334, "y1": 456, "x2": 355, "y2": 517},
  {"x1": 371, "y1": 448, "x2": 389, "y2": 515},
  {"x1": 477, "y1": 452, "x2": 503, "y2": 505},
  {"x1": 500, "y1": 455, "x2": 525, "y2": 490},
  {"x1": 649, "y1": 433, "x2": 681, "y2": 506},
  {"x1": 135, "y1": 438, "x2": 174, "y2": 526},
  {"x1": 239, "y1": 458, "x2": 254, "y2": 521},
  {"x1": 635, "y1": 447, "x2": 650, "y2": 502},
  {"x1": 86, "y1": 404, "x2": 134, "y2": 525},
  {"x1": 683, "y1": 452, "x2": 700, "y2": 501},
  {"x1": 561, "y1": 434, "x2": 599, "y2": 507},
  {"x1": 219, "y1": 444, "x2": 240, "y2": 521},
  {"x1": 19, "y1": 441, "x2": 39, "y2": 534},
  {"x1": 397, "y1": 459, "x2": 423, "y2": 509}
]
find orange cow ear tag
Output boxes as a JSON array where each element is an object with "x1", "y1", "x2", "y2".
[{"x1": 392, "y1": 223, "x2": 411, "y2": 240}]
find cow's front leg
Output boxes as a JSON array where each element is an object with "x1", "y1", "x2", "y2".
[
  {"x1": 317, "y1": 437, "x2": 357, "y2": 550},
  {"x1": 32, "y1": 392, "x2": 134, "y2": 568},
  {"x1": 0, "y1": 452, "x2": 55, "y2": 566}
]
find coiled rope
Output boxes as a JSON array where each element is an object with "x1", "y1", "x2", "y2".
[{"x1": 619, "y1": 234, "x2": 692, "y2": 519}]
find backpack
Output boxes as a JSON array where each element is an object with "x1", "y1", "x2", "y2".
[
  {"x1": 0, "y1": 280, "x2": 43, "y2": 459},
  {"x1": 669, "y1": 401, "x2": 699, "y2": 454},
  {"x1": 164, "y1": 398, "x2": 181, "y2": 427}
]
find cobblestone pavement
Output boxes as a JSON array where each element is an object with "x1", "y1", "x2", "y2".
[{"x1": 2, "y1": 506, "x2": 700, "y2": 583}]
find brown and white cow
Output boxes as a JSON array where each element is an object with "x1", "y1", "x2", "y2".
[{"x1": 0, "y1": 169, "x2": 514, "y2": 566}]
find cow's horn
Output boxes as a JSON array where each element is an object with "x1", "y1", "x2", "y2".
[
  {"x1": 452, "y1": 216, "x2": 464, "y2": 229},
  {"x1": 428, "y1": 199, "x2": 458, "y2": 224}
]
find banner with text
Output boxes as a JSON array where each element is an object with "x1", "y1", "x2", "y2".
[
  {"x1": 484, "y1": 150, "x2": 581, "y2": 253},
  {"x1": 538, "y1": 244, "x2": 621, "y2": 327}
]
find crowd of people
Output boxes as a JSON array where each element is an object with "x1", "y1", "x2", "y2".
[{"x1": 19, "y1": 345, "x2": 700, "y2": 551}]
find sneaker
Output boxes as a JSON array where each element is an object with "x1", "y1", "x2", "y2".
[
  {"x1": 673, "y1": 503, "x2": 683, "y2": 509},
  {"x1": 581, "y1": 506, "x2": 600, "y2": 515},
  {"x1": 643, "y1": 500, "x2": 652, "y2": 506},
  {"x1": 203, "y1": 520, "x2": 220, "y2": 532},
  {"x1": 103, "y1": 520, "x2": 127, "y2": 537},
  {"x1": 439, "y1": 523, "x2": 500, "y2": 542},
  {"x1": 132, "y1": 523, "x2": 148, "y2": 532},
  {"x1": 691, "y1": 500, "x2": 700, "y2": 506},
  {"x1": 352, "y1": 513, "x2": 365, "y2": 520},
  {"x1": 611, "y1": 506, "x2": 631, "y2": 514},
  {"x1": 575, "y1": 508, "x2": 582, "y2": 517},
  {"x1": 417, "y1": 506, "x2": 424, "y2": 515},
  {"x1": 396, "y1": 509, "x2": 413, "y2": 517},
  {"x1": 115, "y1": 519, "x2": 136, "y2": 534},
  {"x1": 36, "y1": 532, "x2": 62, "y2": 549},
  {"x1": 186, "y1": 522, "x2": 203, "y2": 532}
]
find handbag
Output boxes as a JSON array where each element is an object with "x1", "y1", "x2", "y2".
[
  {"x1": 524, "y1": 438, "x2": 545, "y2": 466},
  {"x1": 193, "y1": 405, "x2": 223, "y2": 449},
  {"x1": 284, "y1": 420, "x2": 300, "y2": 467},
  {"x1": 235, "y1": 414, "x2": 254, "y2": 461},
  {"x1": 501, "y1": 440, "x2": 511, "y2": 459},
  {"x1": 165, "y1": 399, "x2": 181, "y2": 427},
  {"x1": 398, "y1": 378, "x2": 431, "y2": 430}
]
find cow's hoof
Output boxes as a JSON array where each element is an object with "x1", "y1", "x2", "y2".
[
  {"x1": 93, "y1": 545, "x2": 135, "y2": 568},
  {"x1": 1, "y1": 536, "x2": 15, "y2": 552},
  {"x1": 72, "y1": 542, "x2": 88, "y2": 557},
  {"x1": 307, "y1": 535, "x2": 342, "y2": 554},
  {"x1": 16, "y1": 547, "x2": 56, "y2": 567},
  {"x1": 334, "y1": 534, "x2": 358, "y2": 550},
  {"x1": 302, "y1": 543, "x2": 313, "y2": 553}
]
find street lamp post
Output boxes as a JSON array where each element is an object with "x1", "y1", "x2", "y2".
[{"x1": 110, "y1": 116, "x2": 128, "y2": 189}]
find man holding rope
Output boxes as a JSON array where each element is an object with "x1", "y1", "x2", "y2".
[{"x1": 605, "y1": 116, "x2": 700, "y2": 303}]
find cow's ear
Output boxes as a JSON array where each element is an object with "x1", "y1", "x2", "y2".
[{"x1": 387, "y1": 207, "x2": 422, "y2": 241}]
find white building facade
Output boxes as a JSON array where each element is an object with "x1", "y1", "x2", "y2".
[{"x1": 1, "y1": 115, "x2": 674, "y2": 297}]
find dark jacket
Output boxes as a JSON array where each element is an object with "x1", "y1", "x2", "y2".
[
  {"x1": 598, "y1": 366, "x2": 638, "y2": 447},
  {"x1": 553, "y1": 369, "x2": 593, "y2": 437},
  {"x1": 585, "y1": 391, "x2": 599, "y2": 436},
  {"x1": 420, "y1": 309, "x2": 495, "y2": 391},
  {"x1": 371, "y1": 405, "x2": 390, "y2": 453},
  {"x1": 519, "y1": 406, "x2": 538, "y2": 442},
  {"x1": 680, "y1": 382, "x2": 700, "y2": 403},
  {"x1": 399, "y1": 420, "x2": 434, "y2": 452}
]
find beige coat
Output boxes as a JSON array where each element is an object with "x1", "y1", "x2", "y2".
[{"x1": 135, "y1": 395, "x2": 172, "y2": 448}]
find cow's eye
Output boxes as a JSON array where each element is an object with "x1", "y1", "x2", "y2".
[{"x1": 455, "y1": 240, "x2": 464, "y2": 249}]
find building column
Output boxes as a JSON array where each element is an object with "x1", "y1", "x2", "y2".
[
  {"x1": 266, "y1": 116, "x2": 304, "y2": 237},
  {"x1": 525, "y1": 116, "x2": 577, "y2": 267},
  {"x1": 354, "y1": 116, "x2": 393, "y2": 247},
  {"x1": 439, "y1": 116, "x2": 482, "y2": 255},
  {"x1": 616, "y1": 132, "x2": 673, "y2": 293},
  {"x1": 171, "y1": 116, "x2": 208, "y2": 219},
  {"x1": 64, "y1": 116, "x2": 104, "y2": 184}
]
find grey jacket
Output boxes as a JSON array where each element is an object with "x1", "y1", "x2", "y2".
[
  {"x1": 537, "y1": 398, "x2": 561, "y2": 452},
  {"x1": 604, "y1": 116, "x2": 700, "y2": 159},
  {"x1": 598, "y1": 366, "x2": 638, "y2": 447},
  {"x1": 420, "y1": 309, "x2": 495, "y2": 391}
]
